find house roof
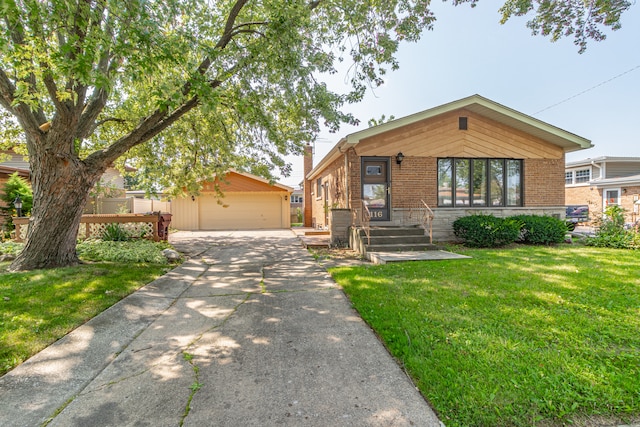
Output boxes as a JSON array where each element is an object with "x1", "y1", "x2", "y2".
[
  {"x1": 566, "y1": 156, "x2": 640, "y2": 168},
  {"x1": 590, "y1": 173, "x2": 640, "y2": 187},
  {"x1": 0, "y1": 165, "x2": 29, "y2": 177},
  {"x1": 308, "y1": 94, "x2": 592, "y2": 180}
]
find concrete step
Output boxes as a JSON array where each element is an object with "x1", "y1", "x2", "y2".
[
  {"x1": 365, "y1": 243, "x2": 439, "y2": 252},
  {"x1": 305, "y1": 230, "x2": 330, "y2": 236},
  {"x1": 367, "y1": 235, "x2": 431, "y2": 245},
  {"x1": 360, "y1": 227, "x2": 425, "y2": 237}
]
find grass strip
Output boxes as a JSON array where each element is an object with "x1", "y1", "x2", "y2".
[
  {"x1": 329, "y1": 245, "x2": 640, "y2": 427},
  {"x1": 0, "y1": 261, "x2": 170, "y2": 375}
]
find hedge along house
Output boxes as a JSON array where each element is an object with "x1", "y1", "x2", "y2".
[
  {"x1": 171, "y1": 170, "x2": 293, "y2": 230},
  {"x1": 303, "y1": 95, "x2": 592, "y2": 245}
]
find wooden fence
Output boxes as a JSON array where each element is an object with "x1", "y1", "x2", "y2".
[
  {"x1": 14, "y1": 213, "x2": 171, "y2": 243},
  {"x1": 84, "y1": 197, "x2": 171, "y2": 215}
]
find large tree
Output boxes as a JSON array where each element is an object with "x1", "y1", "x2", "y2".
[{"x1": 0, "y1": 0, "x2": 632, "y2": 270}]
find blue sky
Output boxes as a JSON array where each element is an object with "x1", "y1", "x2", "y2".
[{"x1": 279, "y1": 2, "x2": 640, "y2": 187}]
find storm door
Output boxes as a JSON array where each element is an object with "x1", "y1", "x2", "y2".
[{"x1": 361, "y1": 157, "x2": 390, "y2": 221}]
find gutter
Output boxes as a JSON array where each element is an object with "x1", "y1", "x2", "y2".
[{"x1": 306, "y1": 137, "x2": 351, "y2": 181}]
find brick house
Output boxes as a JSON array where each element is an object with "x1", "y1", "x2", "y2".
[
  {"x1": 565, "y1": 157, "x2": 640, "y2": 226},
  {"x1": 304, "y1": 95, "x2": 592, "y2": 242}
]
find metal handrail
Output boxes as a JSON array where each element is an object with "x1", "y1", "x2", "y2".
[
  {"x1": 408, "y1": 199, "x2": 434, "y2": 244},
  {"x1": 361, "y1": 200, "x2": 371, "y2": 245}
]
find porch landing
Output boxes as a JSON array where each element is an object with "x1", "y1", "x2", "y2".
[
  {"x1": 292, "y1": 227, "x2": 330, "y2": 248},
  {"x1": 367, "y1": 250, "x2": 471, "y2": 265}
]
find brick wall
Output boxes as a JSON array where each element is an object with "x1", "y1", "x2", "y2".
[
  {"x1": 303, "y1": 144, "x2": 313, "y2": 227},
  {"x1": 524, "y1": 157, "x2": 565, "y2": 206},
  {"x1": 310, "y1": 155, "x2": 347, "y2": 229},
  {"x1": 389, "y1": 157, "x2": 437, "y2": 208},
  {"x1": 621, "y1": 186, "x2": 640, "y2": 224}
]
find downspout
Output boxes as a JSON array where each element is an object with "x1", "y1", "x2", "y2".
[
  {"x1": 345, "y1": 152, "x2": 350, "y2": 209},
  {"x1": 591, "y1": 161, "x2": 603, "y2": 180}
]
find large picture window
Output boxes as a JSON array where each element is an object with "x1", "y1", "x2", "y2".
[{"x1": 437, "y1": 158, "x2": 523, "y2": 207}]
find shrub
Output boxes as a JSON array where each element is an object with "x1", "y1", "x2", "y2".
[
  {"x1": 76, "y1": 239, "x2": 169, "y2": 263},
  {"x1": 453, "y1": 215, "x2": 521, "y2": 248},
  {"x1": 101, "y1": 223, "x2": 130, "y2": 241},
  {"x1": 0, "y1": 172, "x2": 33, "y2": 230},
  {"x1": 511, "y1": 214, "x2": 568, "y2": 245},
  {"x1": 0, "y1": 241, "x2": 24, "y2": 256},
  {"x1": 586, "y1": 206, "x2": 638, "y2": 249}
]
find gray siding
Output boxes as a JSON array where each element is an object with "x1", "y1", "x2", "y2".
[{"x1": 605, "y1": 162, "x2": 640, "y2": 179}]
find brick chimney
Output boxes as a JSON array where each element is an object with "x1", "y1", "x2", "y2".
[{"x1": 303, "y1": 143, "x2": 313, "y2": 227}]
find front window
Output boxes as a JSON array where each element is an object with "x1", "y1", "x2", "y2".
[
  {"x1": 455, "y1": 159, "x2": 470, "y2": 206},
  {"x1": 472, "y1": 159, "x2": 487, "y2": 207},
  {"x1": 438, "y1": 158, "x2": 523, "y2": 207},
  {"x1": 490, "y1": 159, "x2": 504, "y2": 206},
  {"x1": 438, "y1": 159, "x2": 452, "y2": 206},
  {"x1": 506, "y1": 160, "x2": 521, "y2": 206}
]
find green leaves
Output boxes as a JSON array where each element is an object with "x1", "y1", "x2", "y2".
[{"x1": 497, "y1": 0, "x2": 632, "y2": 53}]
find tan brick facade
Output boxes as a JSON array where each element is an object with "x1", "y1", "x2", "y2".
[
  {"x1": 309, "y1": 155, "x2": 347, "y2": 229},
  {"x1": 524, "y1": 157, "x2": 566, "y2": 206},
  {"x1": 305, "y1": 97, "x2": 590, "y2": 238}
]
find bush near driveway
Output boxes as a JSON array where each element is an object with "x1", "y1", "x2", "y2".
[{"x1": 329, "y1": 245, "x2": 640, "y2": 427}]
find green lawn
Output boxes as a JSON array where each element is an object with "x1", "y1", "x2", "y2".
[
  {"x1": 329, "y1": 245, "x2": 640, "y2": 427},
  {"x1": 0, "y1": 241, "x2": 173, "y2": 376}
]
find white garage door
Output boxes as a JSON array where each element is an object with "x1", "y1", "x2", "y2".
[{"x1": 198, "y1": 193, "x2": 283, "y2": 230}]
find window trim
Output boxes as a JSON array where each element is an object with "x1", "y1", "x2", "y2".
[
  {"x1": 437, "y1": 158, "x2": 523, "y2": 208},
  {"x1": 603, "y1": 188, "x2": 621, "y2": 207},
  {"x1": 565, "y1": 167, "x2": 591, "y2": 186},
  {"x1": 316, "y1": 178, "x2": 322, "y2": 200}
]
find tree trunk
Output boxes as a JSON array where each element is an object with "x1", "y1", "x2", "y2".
[{"x1": 10, "y1": 136, "x2": 104, "y2": 271}]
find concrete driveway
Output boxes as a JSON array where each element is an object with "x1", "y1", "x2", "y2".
[{"x1": 0, "y1": 230, "x2": 442, "y2": 426}]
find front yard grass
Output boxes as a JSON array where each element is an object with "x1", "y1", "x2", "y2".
[
  {"x1": 0, "y1": 242, "x2": 173, "y2": 376},
  {"x1": 328, "y1": 245, "x2": 640, "y2": 427}
]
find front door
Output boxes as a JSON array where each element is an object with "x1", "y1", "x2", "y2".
[{"x1": 362, "y1": 157, "x2": 390, "y2": 221}]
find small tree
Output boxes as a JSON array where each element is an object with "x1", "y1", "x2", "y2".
[
  {"x1": 586, "y1": 205, "x2": 637, "y2": 249},
  {"x1": 0, "y1": 172, "x2": 33, "y2": 230}
]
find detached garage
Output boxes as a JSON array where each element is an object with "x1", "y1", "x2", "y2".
[{"x1": 171, "y1": 171, "x2": 293, "y2": 230}]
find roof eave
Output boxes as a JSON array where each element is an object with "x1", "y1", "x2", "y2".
[{"x1": 308, "y1": 95, "x2": 591, "y2": 179}]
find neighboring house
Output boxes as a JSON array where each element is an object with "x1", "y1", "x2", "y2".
[
  {"x1": 0, "y1": 149, "x2": 135, "y2": 218},
  {"x1": 0, "y1": 150, "x2": 130, "y2": 193},
  {"x1": 171, "y1": 170, "x2": 292, "y2": 230},
  {"x1": 304, "y1": 95, "x2": 592, "y2": 241},
  {"x1": 290, "y1": 186, "x2": 303, "y2": 222},
  {"x1": 0, "y1": 151, "x2": 30, "y2": 187},
  {"x1": 565, "y1": 157, "x2": 640, "y2": 225}
]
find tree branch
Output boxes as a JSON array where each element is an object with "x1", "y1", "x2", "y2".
[
  {"x1": 309, "y1": 0, "x2": 323, "y2": 10},
  {"x1": 0, "y1": 68, "x2": 17, "y2": 114},
  {"x1": 85, "y1": 0, "x2": 251, "y2": 172}
]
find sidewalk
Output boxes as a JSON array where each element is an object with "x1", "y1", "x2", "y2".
[{"x1": 0, "y1": 230, "x2": 442, "y2": 426}]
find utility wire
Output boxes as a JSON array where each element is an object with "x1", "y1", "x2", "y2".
[{"x1": 533, "y1": 64, "x2": 640, "y2": 115}]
